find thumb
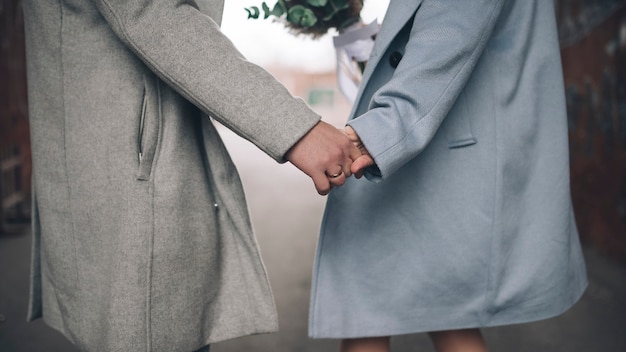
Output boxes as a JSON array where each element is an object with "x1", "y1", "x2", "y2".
[{"x1": 351, "y1": 155, "x2": 375, "y2": 177}]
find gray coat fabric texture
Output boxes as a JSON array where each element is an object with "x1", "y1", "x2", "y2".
[
  {"x1": 309, "y1": 0, "x2": 588, "y2": 338},
  {"x1": 22, "y1": 0, "x2": 320, "y2": 351}
]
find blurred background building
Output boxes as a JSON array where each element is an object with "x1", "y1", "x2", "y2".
[
  {"x1": 556, "y1": 0, "x2": 626, "y2": 265},
  {"x1": 0, "y1": 0, "x2": 29, "y2": 233}
]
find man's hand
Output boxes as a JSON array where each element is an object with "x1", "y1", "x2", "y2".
[
  {"x1": 344, "y1": 126, "x2": 375, "y2": 178},
  {"x1": 286, "y1": 121, "x2": 362, "y2": 195}
]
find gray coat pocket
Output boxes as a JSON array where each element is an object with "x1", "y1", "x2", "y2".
[{"x1": 136, "y1": 75, "x2": 161, "y2": 181}]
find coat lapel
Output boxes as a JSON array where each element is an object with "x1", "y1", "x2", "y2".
[{"x1": 350, "y1": 0, "x2": 423, "y2": 117}]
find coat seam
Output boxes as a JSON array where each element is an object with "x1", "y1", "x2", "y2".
[
  {"x1": 145, "y1": 182, "x2": 154, "y2": 352},
  {"x1": 215, "y1": 150, "x2": 256, "y2": 332},
  {"x1": 144, "y1": 79, "x2": 163, "y2": 352},
  {"x1": 60, "y1": 3, "x2": 85, "y2": 349},
  {"x1": 481, "y1": 48, "x2": 500, "y2": 325}
]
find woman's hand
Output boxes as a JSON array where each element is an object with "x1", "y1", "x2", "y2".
[{"x1": 343, "y1": 126, "x2": 375, "y2": 178}]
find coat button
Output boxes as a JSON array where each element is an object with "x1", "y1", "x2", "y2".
[{"x1": 389, "y1": 51, "x2": 403, "y2": 69}]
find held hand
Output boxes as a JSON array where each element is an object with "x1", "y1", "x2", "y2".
[
  {"x1": 286, "y1": 121, "x2": 362, "y2": 195},
  {"x1": 344, "y1": 126, "x2": 375, "y2": 178}
]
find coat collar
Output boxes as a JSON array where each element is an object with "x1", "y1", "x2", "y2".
[{"x1": 350, "y1": 0, "x2": 423, "y2": 116}]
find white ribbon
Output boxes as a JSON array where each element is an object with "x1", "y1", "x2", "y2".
[{"x1": 333, "y1": 20, "x2": 379, "y2": 102}]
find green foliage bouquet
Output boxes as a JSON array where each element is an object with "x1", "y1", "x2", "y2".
[
  {"x1": 245, "y1": 0, "x2": 364, "y2": 38},
  {"x1": 245, "y1": 0, "x2": 377, "y2": 102}
]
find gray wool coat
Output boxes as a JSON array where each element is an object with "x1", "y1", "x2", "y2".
[
  {"x1": 23, "y1": 0, "x2": 320, "y2": 351},
  {"x1": 309, "y1": 0, "x2": 588, "y2": 338}
]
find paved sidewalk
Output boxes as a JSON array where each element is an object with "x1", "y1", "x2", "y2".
[{"x1": 1, "y1": 127, "x2": 625, "y2": 352}]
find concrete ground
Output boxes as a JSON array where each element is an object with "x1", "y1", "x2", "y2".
[{"x1": 1, "y1": 126, "x2": 625, "y2": 352}]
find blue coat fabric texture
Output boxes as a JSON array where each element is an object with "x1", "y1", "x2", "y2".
[{"x1": 309, "y1": 0, "x2": 588, "y2": 338}]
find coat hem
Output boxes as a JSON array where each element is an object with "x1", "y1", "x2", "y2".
[
  {"x1": 309, "y1": 280, "x2": 588, "y2": 339},
  {"x1": 41, "y1": 316, "x2": 279, "y2": 350}
]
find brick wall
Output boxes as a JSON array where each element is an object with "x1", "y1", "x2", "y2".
[
  {"x1": 556, "y1": 0, "x2": 626, "y2": 264},
  {"x1": 0, "y1": 0, "x2": 31, "y2": 226}
]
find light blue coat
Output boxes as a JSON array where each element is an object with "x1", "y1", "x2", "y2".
[{"x1": 309, "y1": 0, "x2": 588, "y2": 338}]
